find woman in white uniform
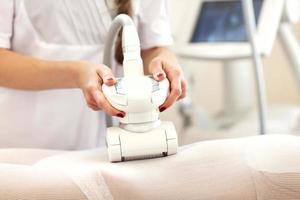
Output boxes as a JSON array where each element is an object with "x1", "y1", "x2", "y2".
[{"x1": 0, "y1": 0, "x2": 186, "y2": 150}]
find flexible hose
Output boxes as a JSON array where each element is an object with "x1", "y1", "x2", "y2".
[
  {"x1": 103, "y1": 14, "x2": 135, "y2": 74},
  {"x1": 103, "y1": 14, "x2": 139, "y2": 127}
]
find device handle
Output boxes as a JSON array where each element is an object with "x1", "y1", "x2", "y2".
[{"x1": 103, "y1": 14, "x2": 144, "y2": 78}]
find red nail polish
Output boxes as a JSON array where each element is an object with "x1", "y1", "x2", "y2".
[
  {"x1": 156, "y1": 73, "x2": 165, "y2": 79},
  {"x1": 117, "y1": 113, "x2": 125, "y2": 118},
  {"x1": 157, "y1": 73, "x2": 164, "y2": 77},
  {"x1": 107, "y1": 77, "x2": 114, "y2": 81},
  {"x1": 159, "y1": 107, "x2": 166, "y2": 112}
]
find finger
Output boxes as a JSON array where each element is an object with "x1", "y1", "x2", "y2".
[
  {"x1": 178, "y1": 79, "x2": 187, "y2": 100},
  {"x1": 96, "y1": 65, "x2": 116, "y2": 86},
  {"x1": 88, "y1": 103, "x2": 101, "y2": 111},
  {"x1": 159, "y1": 75, "x2": 182, "y2": 112},
  {"x1": 149, "y1": 59, "x2": 166, "y2": 81},
  {"x1": 84, "y1": 92, "x2": 100, "y2": 110},
  {"x1": 91, "y1": 89, "x2": 125, "y2": 117}
]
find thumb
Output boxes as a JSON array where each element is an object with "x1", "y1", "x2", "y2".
[
  {"x1": 149, "y1": 59, "x2": 166, "y2": 81},
  {"x1": 97, "y1": 65, "x2": 116, "y2": 86}
]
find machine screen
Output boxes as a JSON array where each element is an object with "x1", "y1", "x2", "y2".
[{"x1": 191, "y1": 0, "x2": 263, "y2": 43}]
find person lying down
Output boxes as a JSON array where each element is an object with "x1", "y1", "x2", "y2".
[{"x1": 0, "y1": 134, "x2": 300, "y2": 200}]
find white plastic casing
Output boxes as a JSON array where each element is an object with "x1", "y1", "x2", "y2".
[
  {"x1": 102, "y1": 76, "x2": 169, "y2": 124},
  {"x1": 106, "y1": 121, "x2": 178, "y2": 162},
  {"x1": 102, "y1": 14, "x2": 169, "y2": 124},
  {"x1": 103, "y1": 14, "x2": 178, "y2": 162}
]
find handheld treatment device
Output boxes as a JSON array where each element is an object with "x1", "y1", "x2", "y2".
[{"x1": 102, "y1": 14, "x2": 178, "y2": 162}]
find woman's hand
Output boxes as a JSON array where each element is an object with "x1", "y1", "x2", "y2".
[
  {"x1": 142, "y1": 47, "x2": 187, "y2": 112},
  {"x1": 149, "y1": 58, "x2": 187, "y2": 112},
  {"x1": 76, "y1": 61, "x2": 125, "y2": 118}
]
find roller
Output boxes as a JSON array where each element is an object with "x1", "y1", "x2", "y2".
[{"x1": 102, "y1": 14, "x2": 178, "y2": 162}]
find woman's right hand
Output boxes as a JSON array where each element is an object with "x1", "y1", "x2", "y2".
[{"x1": 76, "y1": 61, "x2": 125, "y2": 118}]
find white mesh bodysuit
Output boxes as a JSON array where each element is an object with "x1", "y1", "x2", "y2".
[{"x1": 0, "y1": 134, "x2": 300, "y2": 199}]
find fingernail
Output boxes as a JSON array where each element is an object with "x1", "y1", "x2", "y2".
[
  {"x1": 106, "y1": 77, "x2": 114, "y2": 82},
  {"x1": 117, "y1": 113, "x2": 125, "y2": 118},
  {"x1": 156, "y1": 72, "x2": 165, "y2": 78},
  {"x1": 159, "y1": 107, "x2": 166, "y2": 112}
]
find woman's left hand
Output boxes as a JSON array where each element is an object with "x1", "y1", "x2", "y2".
[{"x1": 148, "y1": 57, "x2": 187, "y2": 112}]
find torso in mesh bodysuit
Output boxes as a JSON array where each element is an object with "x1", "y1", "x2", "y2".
[{"x1": 0, "y1": 134, "x2": 300, "y2": 200}]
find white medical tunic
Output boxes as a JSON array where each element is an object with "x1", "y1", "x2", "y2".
[{"x1": 0, "y1": 0, "x2": 173, "y2": 150}]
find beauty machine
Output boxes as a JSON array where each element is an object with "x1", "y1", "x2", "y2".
[
  {"x1": 102, "y1": 14, "x2": 178, "y2": 162},
  {"x1": 174, "y1": 0, "x2": 300, "y2": 134}
]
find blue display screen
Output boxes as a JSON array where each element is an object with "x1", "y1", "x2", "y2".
[{"x1": 191, "y1": 0, "x2": 263, "y2": 43}]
